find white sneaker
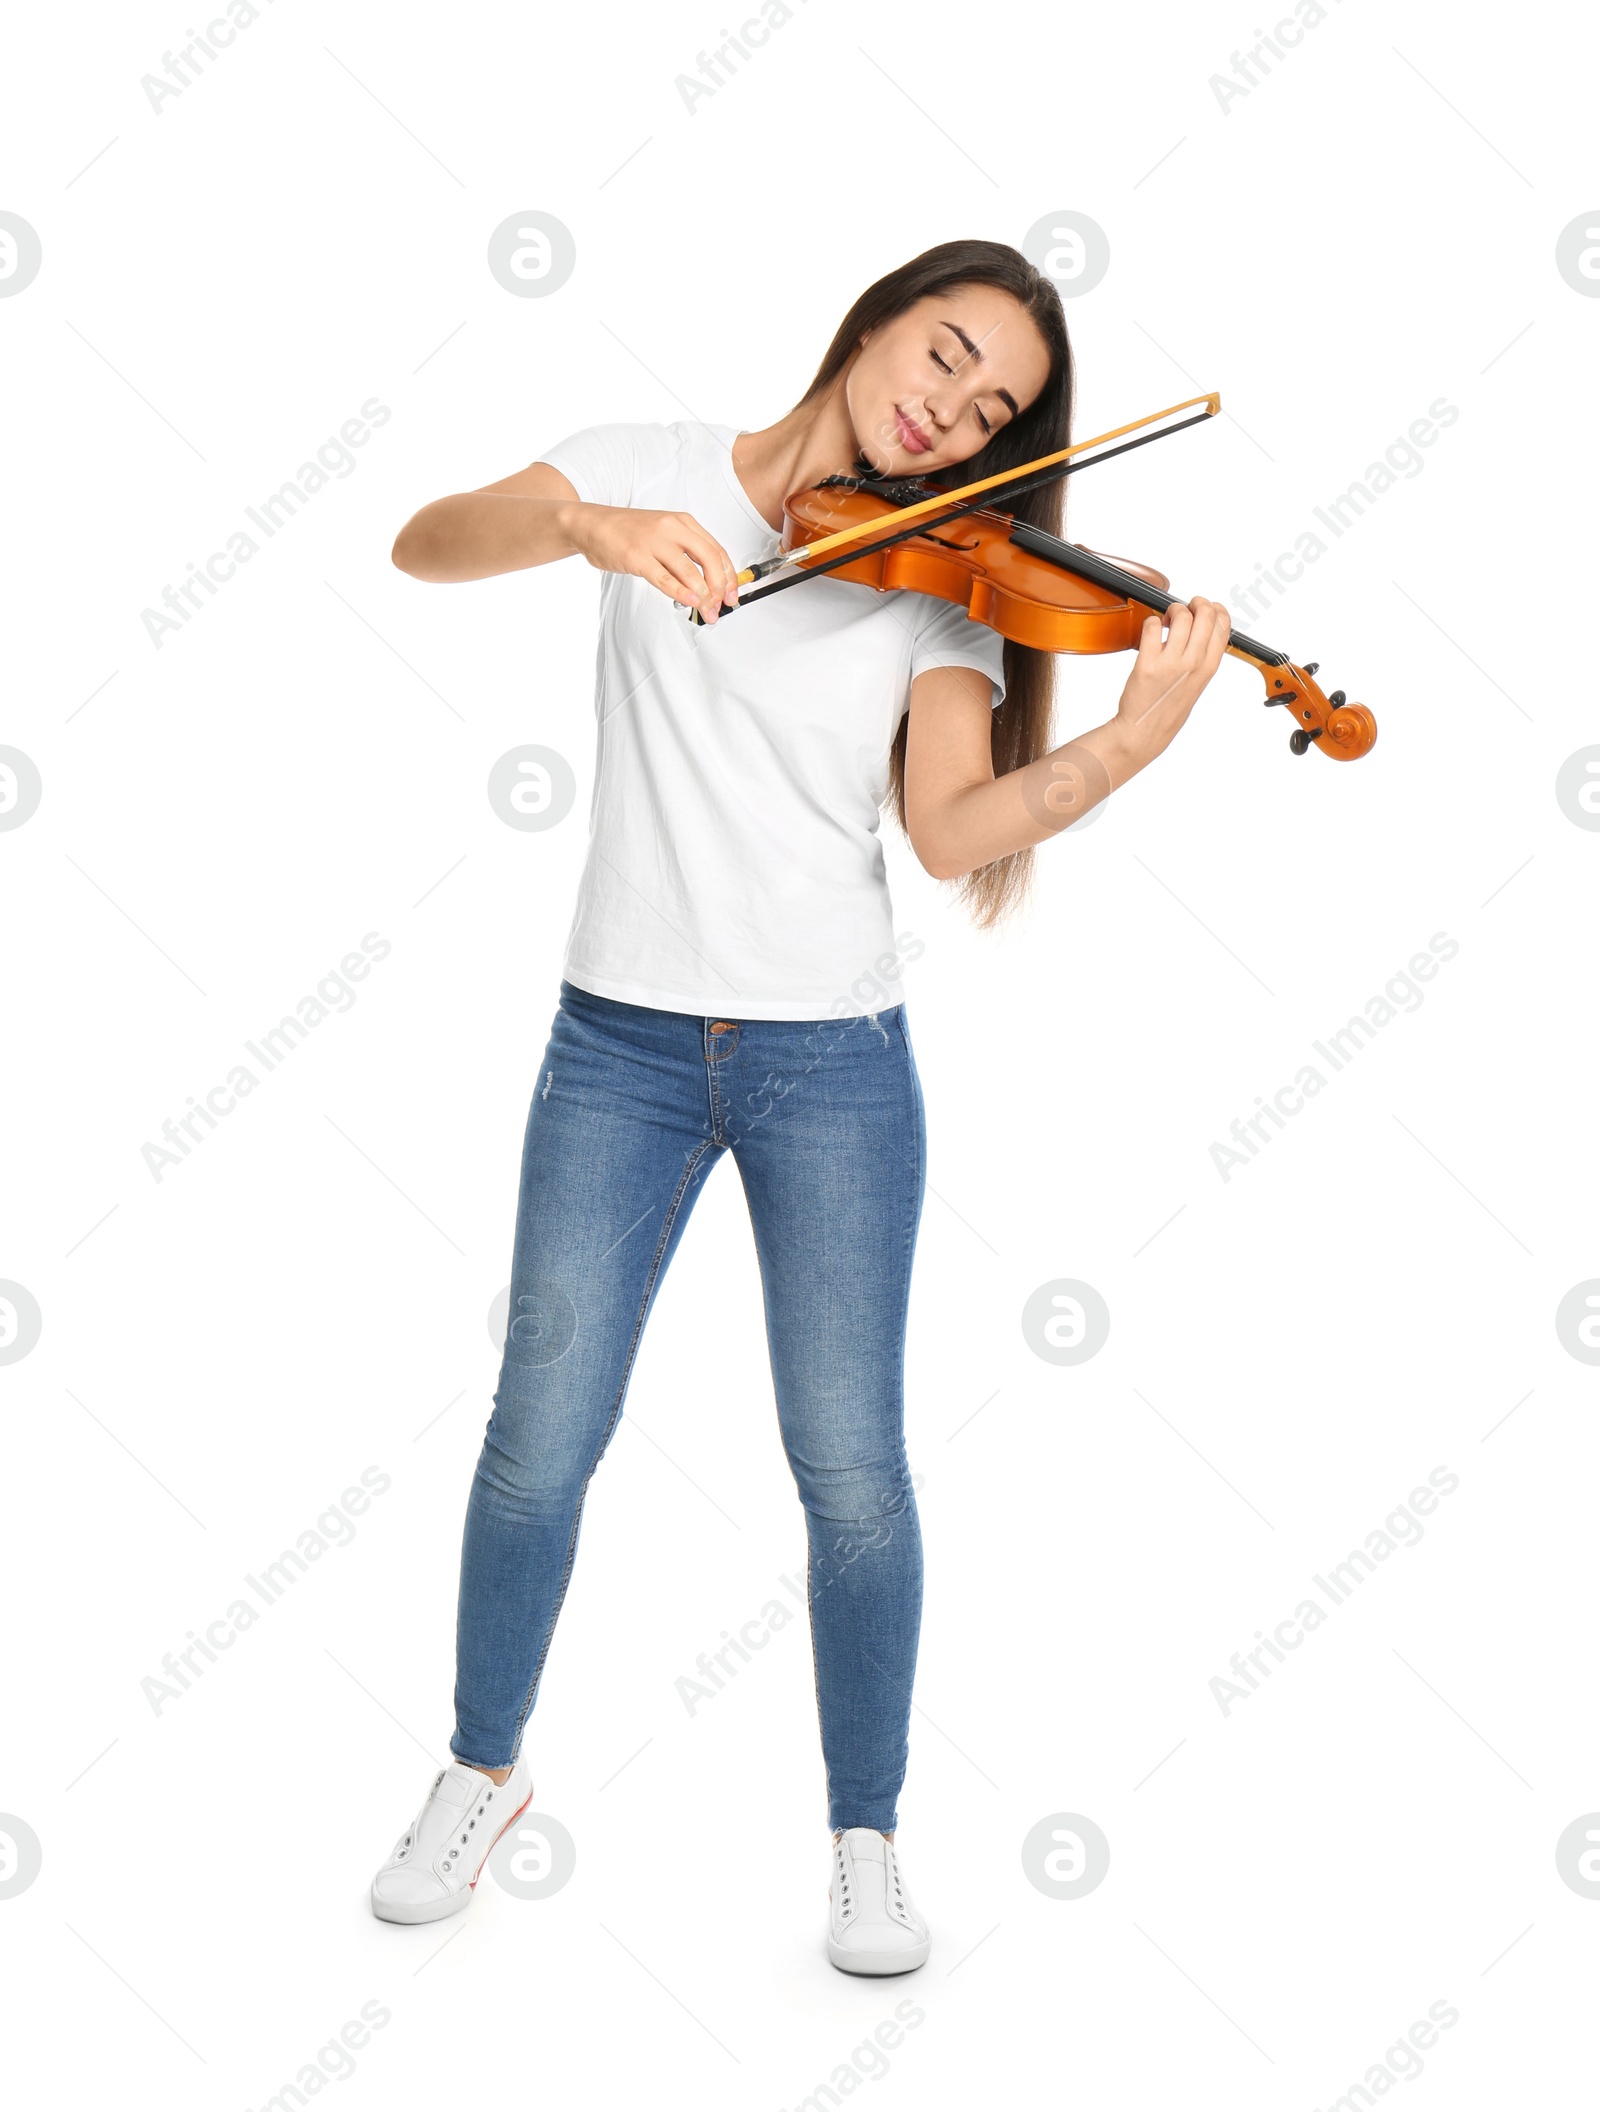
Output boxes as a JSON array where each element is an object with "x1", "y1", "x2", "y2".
[
  {"x1": 827, "y1": 1827, "x2": 931, "y2": 1974},
  {"x1": 370, "y1": 1759, "x2": 532, "y2": 1925}
]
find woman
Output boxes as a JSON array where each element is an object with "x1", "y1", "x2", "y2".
[{"x1": 369, "y1": 238, "x2": 1230, "y2": 1972}]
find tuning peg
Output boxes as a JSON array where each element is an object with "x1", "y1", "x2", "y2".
[
  {"x1": 1327, "y1": 689, "x2": 1345, "y2": 706},
  {"x1": 1303, "y1": 661, "x2": 1319, "y2": 676},
  {"x1": 1289, "y1": 727, "x2": 1325, "y2": 755}
]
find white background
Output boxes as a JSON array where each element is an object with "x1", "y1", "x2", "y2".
[{"x1": 3, "y1": 0, "x2": 1598, "y2": 2103}]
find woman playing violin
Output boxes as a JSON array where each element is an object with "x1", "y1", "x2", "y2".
[{"x1": 369, "y1": 238, "x2": 1231, "y2": 1971}]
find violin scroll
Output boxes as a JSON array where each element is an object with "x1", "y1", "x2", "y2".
[{"x1": 1262, "y1": 661, "x2": 1377, "y2": 762}]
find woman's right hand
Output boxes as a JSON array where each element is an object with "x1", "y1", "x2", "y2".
[{"x1": 568, "y1": 504, "x2": 740, "y2": 625}]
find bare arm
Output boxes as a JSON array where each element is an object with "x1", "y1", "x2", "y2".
[
  {"x1": 903, "y1": 599, "x2": 1232, "y2": 880},
  {"x1": 390, "y1": 459, "x2": 741, "y2": 622}
]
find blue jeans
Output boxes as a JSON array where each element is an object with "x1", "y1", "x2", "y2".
[{"x1": 451, "y1": 980, "x2": 928, "y2": 1834}]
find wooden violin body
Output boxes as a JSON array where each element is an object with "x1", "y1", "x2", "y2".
[{"x1": 781, "y1": 482, "x2": 1377, "y2": 762}]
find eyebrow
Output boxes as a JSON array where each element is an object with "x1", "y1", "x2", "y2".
[{"x1": 940, "y1": 320, "x2": 1020, "y2": 418}]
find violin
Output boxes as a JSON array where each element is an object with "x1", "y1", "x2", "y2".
[
  {"x1": 779, "y1": 478, "x2": 1377, "y2": 761},
  {"x1": 690, "y1": 391, "x2": 1376, "y2": 763}
]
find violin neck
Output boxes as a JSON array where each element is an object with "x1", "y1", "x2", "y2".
[{"x1": 1006, "y1": 522, "x2": 1290, "y2": 674}]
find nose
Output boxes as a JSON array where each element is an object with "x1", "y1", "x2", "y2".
[{"x1": 919, "y1": 395, "x2": 956, "y2": 441}]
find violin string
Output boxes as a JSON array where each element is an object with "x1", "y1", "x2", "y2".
[{"x1": 1005, "y1": 523, "x2": 1289, "y2": 671}]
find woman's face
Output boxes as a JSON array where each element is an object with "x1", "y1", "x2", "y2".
[{"x1": 845, "y1": 286, "x2": 1055, "y2": 477}]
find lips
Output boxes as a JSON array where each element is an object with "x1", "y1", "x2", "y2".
[{"x1": 895, "y1": 406, "x2": 931, "y2": 455}]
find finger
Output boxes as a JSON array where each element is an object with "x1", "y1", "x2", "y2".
[
  {"x1": 1183, "y1": 601, "x2": 1230, "y2": 684},
  {"x1": 651, "y1": 555, "x2": 717, "y2": 612},
  {"x1": 676, "y1": 525, "x2": 740, "y2": 610},
  {"x1": 656, "y1": 545, "x2": 723, "y2": 618},
  {"x1": 652, "y1": 563, "x2": 700, "y2": 611},
  {"x1": 645, "y1": 527, "x2": 720, "y2": 616},
  {"x1": 1178, "y1": 598, "x2": 1220, "y2": 664},
  {"x1": 1135, "y1": 610, "x2": 1165, "y2": 662},
  {"x1": 1163, "y1": 601, "x2": 1195, "y2": 654}
]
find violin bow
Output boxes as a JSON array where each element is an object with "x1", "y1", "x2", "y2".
[
  {"x1": 696, "y1": 406, "x2": 1218, "y2": 619},
  {"x1": 687, "y1": 391, "x2": 1220, "y2": 624}
]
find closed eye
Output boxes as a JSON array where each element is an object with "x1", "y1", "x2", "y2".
[{"x1": 930, "y1": 348, "x2": 991, "y2": 435}]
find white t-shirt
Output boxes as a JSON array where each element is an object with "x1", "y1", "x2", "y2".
[{"x1": 536, "y1": 419, "x2": 1007, "y2": 1020}]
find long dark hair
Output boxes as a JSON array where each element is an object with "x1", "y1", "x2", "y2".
[{"x1": 796, "y1": 239, "x2": 1073, "y2": 929}]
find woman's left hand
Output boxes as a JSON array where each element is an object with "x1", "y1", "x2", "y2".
[{"x1": 1113, "y1": 596, "x2": 1232, "y2": 764}]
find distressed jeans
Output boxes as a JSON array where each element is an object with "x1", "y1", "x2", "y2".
[{"x1": 451, "y1": 979, "x2": 927, "y2": 1834}]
